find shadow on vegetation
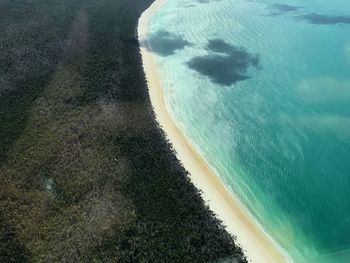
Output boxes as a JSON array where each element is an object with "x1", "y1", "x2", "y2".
[
  {"x1": 140, "y1": 30, "x2": 191, "y2": 56},
  {"x1": 0, "y1": 214, "x2": 30, "y2": 262},
  {"x1": 0, "y1": 0, "x2": 82, "y2": 163},
  {"x1": 187, "y1": 39, "x2": 260, "y2": 86}
]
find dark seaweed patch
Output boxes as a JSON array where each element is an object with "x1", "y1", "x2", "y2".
[
  {"x1": 272, "y1": 4, "x2": 302, "y2": 12},
  {"x1": 141, "y1": 30, "x2": 191, "y2": 56},
  {"x1": 206, "y1": 39, "x2": 235, "y2": 54},
  {"x1": 267, "y1": 4, "x2": 350, "y2": 25},
  {"x1": 197, "y1": 0, "x2": 220, "y2": 3},
  {"x1": 268, "y1": 4, "x2": 302, "y2": 16},
  {"x1": 187, "y1": 39, "x2": 260, "y2": 86},
  {"x1": 298, "y1": 13, "x2": 350, "y2": 25}
]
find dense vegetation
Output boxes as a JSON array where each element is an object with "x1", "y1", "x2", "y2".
[{"x1": 0, "y1": 0, "x2": 247, "y2": 262}]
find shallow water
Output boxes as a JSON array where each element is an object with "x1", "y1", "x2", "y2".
[{"x1": 146, "y1": 0, "x2": 350, "y2": 262}]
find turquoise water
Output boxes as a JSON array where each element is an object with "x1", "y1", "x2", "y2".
[{"x1": 146, "y1": 0, "x2": 350, "y2": 262}]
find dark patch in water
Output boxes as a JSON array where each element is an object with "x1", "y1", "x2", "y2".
[
  {"x1": 184, "y1": 0, "x2": 220, "y2": 8},
  {"x1": 267, "y1": 4, "x2": 350, "y2": 25},
  {"x1": 197, "y1": 0, "x2": 220, "y2": 3},
  {"x1": 298, "y1": 13, "x2": 350, "y2": 25},
  {"x1": 272, "y1": 4, "x2": 302, "y2": 12},
  {"x1": 206, "y1": 39, "x2": 235, "y2": 54},
  {"x1": 268, "y1": 4, "x2": 302, "y2": 16},
  {"x1": 187, "y1": 39, "x2": 260, "y2": 86},
  {"x1": 140, "y1": 30, "x2": 191, "y2": 56}
]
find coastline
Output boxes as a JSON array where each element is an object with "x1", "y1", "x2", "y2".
[{"x1": 138, "y1": 1, "x2": 290, "y2": 262}]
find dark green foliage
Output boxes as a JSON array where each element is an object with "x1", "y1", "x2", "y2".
[
  {"x1": 0, "y1": 0, "x2": 247, "y2": 262},
  {"x1": 0, "y1": 214, "x2": 30, "y2": 262}
]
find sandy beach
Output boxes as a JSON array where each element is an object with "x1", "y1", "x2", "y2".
[{"x1": 138, "y1": 1, "x2": 290, "y2": 262}]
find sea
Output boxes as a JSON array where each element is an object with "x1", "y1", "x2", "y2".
[{"x1": 146, "y1": 0, "x2": 350, "y2": 262}]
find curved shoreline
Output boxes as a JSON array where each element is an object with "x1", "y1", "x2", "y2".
[{"x1": 138, "y1": 1, "x2": 290, "y2": 262}]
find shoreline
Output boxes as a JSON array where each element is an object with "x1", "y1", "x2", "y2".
[{"x1": 138, "y1": 1, "x2": 290, "y2": 262}]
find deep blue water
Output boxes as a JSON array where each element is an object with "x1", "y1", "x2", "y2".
[{"x1": 147, "y1": 0, "x2": 350, "y2": 261}]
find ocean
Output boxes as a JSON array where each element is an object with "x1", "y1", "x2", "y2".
[{"x1": 145, "y1": 0, "x2": 350, "y2": 262}]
